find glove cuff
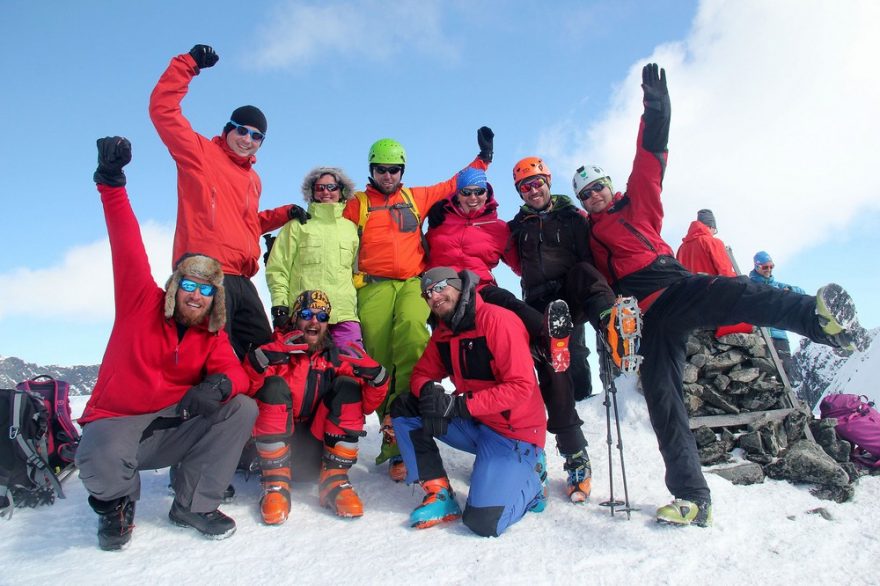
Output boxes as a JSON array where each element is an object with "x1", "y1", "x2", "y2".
[
  {"x1": 248, "y1": 348, "x2": 269, "y2": 373},
  {"x1": 94, "y1": 170, "x2": 126, "y2": 187},
  {"x1": 370, "y1": 366, "x2": 389, "y2": 387}
]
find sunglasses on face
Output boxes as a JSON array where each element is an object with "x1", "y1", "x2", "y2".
[
  {"x1": 228, "y1": 120, "x2": 265, "y2": 142},
  {"x1": 298, "y1": 309, "x2": 330, "y2": 322},
  {"x1": 758, "y1": 263, "x2": 774, "y2": 271},
  {"x1": 459, "y1": 187, "x2": 487, "y2": 197},
  {"x1": 314, "y1": 183, "x2": 340, "y2": 193},
  {"x1": 422, "y1": 280, "x2": 450, "y2": 299},
  {"x1": 577, "y1": 182, "x2": 606, "y2": 200},
  {"x1": 517, "y1": 177, "x2": 547, "y2": 194},
  {"x1": 179, "y1": 278, "x2": 216, "y2": 296},
  {"x1": 374, "y1": 165, "x2": 403, "y2": 176}
]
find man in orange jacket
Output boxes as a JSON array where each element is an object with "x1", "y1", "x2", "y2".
[
  {"x1": 150, "y1": 44, "x2": 309, "y2": 358},
  {"x1": 342, "y1": 129, "x2": 493, "y2": 480}
]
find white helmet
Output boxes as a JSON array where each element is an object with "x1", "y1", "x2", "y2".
[{"x1": 572, "y1": 164, "x2": 611, "y2": 197}]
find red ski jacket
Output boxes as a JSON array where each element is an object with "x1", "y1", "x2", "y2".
[
  {"x1": 675, "y1": 221, "x2": 736, "y2": 277},
  {"x1": 149, "y1": 52, "x2": 290, "y2": 278},
  {"x1": 243, "y1": 331, "x2": 387, "y2": 433},
  {"x1": 80, "y1": 185, "x2": 248, "y2": 425},
  {"x1": 588, "y1": 120, "x2": 690, "y2": 303},
  {"x1": 424, "y1": 189, "x2": 516, "y2": 287},
  {"x1": 411, "y1": 296, "x2": 547, "y2": 447}
]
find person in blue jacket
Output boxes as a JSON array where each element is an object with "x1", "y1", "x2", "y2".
[{"x1": 749, "y1": 251, "x2": 804, "y2": 379}]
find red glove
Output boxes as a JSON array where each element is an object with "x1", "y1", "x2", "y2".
[{"x1": 338, "y1": 343, "x2": 388, "y2": 386}]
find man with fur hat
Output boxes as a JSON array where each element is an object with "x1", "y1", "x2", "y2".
[
  {"x1": 243, "y1": 290, "x2": 388, "y2": 523},
  {"x1": 76, "y1": 137, "x2": 257, "y2": 551},
  {"x1": 150, "y1": 44, "x2": 310, "y2": 358},
  {"x1": 390, "y1": 267, "x2": 548, "y2": 537},
  {"x1": 266, "y1": 167, "x2": 363, "y2": 349}
]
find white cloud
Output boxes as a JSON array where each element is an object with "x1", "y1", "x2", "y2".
[
  {"x1": 546, "y1": 0, "x2": 880, "y2": 266},
  {"x1": 251, "y1": 0, "x2": 459, "y2": 69},
  {"x1": 0, "y1": 222, "x2": 174, "y2": 321}
]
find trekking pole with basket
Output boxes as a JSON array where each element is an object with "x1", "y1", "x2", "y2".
[{"x1": 596, "y1": 296, "x2": 642, "y2": 519}]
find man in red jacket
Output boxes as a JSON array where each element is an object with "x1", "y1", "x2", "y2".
[
  {"x1": 676, "y1": 209, "x2": 736, "y2": 277},
  {"x1": 390, "y1": 267, "x2": 547, "y2": 537},
  {"x1": 76, "y1": 137, "x2": 257, "y2": 551},
  {"x1": 242, "y1": 290, "x2": 389, "y2": 524},
  {"x1": 573, "y1": 64, "x2": 861, "y2": 527},
  {"x1": 150, "y1": 44, "x2": 309, "y2": 358}
]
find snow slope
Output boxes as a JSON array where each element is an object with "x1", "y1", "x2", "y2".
[{"x1": 3, "y1": 381, "x2": 879, "y2": 586}]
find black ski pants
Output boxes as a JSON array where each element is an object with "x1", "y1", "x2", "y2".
[
  {"x1": 642, "y1": 274, "x2": 826, "y2": 502},
  {"x1": 223, "y1": 274, "x2": 272, "y2": 359}
]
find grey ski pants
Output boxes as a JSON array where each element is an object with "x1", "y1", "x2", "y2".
[{"x1": 76, "y1": 395, "x2": 257, "y2": 512}]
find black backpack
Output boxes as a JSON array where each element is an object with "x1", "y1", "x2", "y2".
[{"x1": 1, "y1": 376, "x2": 80, "y2": 518}]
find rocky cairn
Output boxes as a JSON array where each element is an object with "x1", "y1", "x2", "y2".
[{"x1": 684, "y1": 330, "x2": 870, "y2": 502}]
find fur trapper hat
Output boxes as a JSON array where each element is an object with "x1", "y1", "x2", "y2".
[
  {"x1": 300, "y1": 167, "x2": 357, "y2": 203},
  {"x1": 164, "y1": 253, "x2": 226, "y2": 332}
]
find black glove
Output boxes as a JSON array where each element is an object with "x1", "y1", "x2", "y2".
[
  {"x1": 288, "y1": 204, "x2": 311, "y2": 225},
  {"x1": 177, "y1": 373, "x2": 231, "y2": 419},
  {"x1": 477, "y1": 126, "x2": 494, "y2": 163},
  {"x1": 247, "y1": 347, "x2": 292, "y2": 373},
  {"x1": 419, "y1": 382, "x2": 469, "y2": 437},
  {"x1": 322, "y1": 376, "x2": 365, "y2": 435},
  {"x1": 641, "y1": 63, "x2": 671, "y2": 152},
  {"x1": 94, "y1": 137, "x2": 131, "y2": 186},
  {"x1": 189, "y1": 44, "x2": 219, "y2": 70},
  {"x1": 271, "y1": 306, "x2": 291, "y2": 330},
  {"x1": 262, "y1": 234, "x2": 276, "y2": 266},
  {"x1": 427, "y1": 200, "x2": 448, "y2": 229}
]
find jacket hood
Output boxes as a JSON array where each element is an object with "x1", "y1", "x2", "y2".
[
  {"x1": 300, "y1": 166, "x2": 357, "y2": 203},
  {"x1": 681, "y1": 220, "x2": 713, "y2": 243},
  {"x1": 212, "y1": 135, "x2": 255, "y2": 169}
]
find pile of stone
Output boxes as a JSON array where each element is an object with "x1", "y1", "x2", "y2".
[
  {"x1": 682, "y1": 330, "x2": 788, "y2": 417},
  {"x1": 683, "y1": 329, "x2": 865, "y2": 502}
]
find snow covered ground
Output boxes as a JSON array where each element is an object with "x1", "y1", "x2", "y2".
[{"x1": 3, "y1": 375, "x2": 879, "y2": 586}]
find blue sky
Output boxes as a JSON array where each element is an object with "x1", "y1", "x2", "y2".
[{"x1": 1, "y1": 0, "x2": 878, "y2": 366}]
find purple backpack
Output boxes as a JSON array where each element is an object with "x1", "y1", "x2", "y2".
[{"x1": 819, "y1": 393, "x2": 880, "y2": 468}]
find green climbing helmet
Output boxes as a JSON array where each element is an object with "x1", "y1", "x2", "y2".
[{"x1": 368, "y1": 138, "x2": 407, "y2": 165}]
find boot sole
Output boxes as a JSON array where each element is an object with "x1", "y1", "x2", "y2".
[
  {"x1": 818, "y1": 283, "x2": 857, "y2": 333},
  {"x1": 411, "y1": 513, "x2": 461, "y2": 529},
  {"x1": 656, "y1": 517, "x2": 711, "y2": 528},
  {"x1": 546, "y1": 300, "x2": 574, "y2": 338}
]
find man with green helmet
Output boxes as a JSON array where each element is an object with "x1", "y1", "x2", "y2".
[{"x1": 343, "y1": 128, "x2": 494, "y2": 481}]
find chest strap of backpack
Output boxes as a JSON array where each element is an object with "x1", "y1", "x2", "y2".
[{"x1": 353, "y1": 187, "x2": 429, "y2": 285}]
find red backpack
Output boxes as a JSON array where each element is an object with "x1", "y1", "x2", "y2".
[{"x1": 819, "y1": 393, "x2": 880, "y2": 468}]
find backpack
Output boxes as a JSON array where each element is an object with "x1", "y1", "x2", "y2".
[
  {"x1": 1, "y1": 376, "x2": 80, "y2": 518},
  {"x1": 819, "y1": 393, "x2": 880, "y2": 468}
]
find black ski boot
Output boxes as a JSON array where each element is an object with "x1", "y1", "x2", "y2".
[
  {"x1": 89, "y1": 495, "x2": 135, "y2": 551},
  {"x1": 169, "y1": 500, "x2": 236, "y2": 539}
]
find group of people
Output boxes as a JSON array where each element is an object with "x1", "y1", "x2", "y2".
[{"x1": 75, "y1": 45, "x2": 862, "y2": 550}]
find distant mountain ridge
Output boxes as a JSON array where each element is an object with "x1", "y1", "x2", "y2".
[{"x1": 0, "y1": 355, "x2": 98, "y2": 396}]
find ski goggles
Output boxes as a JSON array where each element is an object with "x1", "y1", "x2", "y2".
[
  {"x1": 179, "y1": 278, "x2": 216, "y2": 296},
  {"x1": 373, "y1": 165, "x2": 403, "y2": 176},
  {"x1": 517, "y1": 177, "x2": 547, "y2": 194},
  {"x1": 314, "y1": 183, "x2": 340, "y2": 192},
  {"x1": 297, "y1": 309, "x2": 331, "y2": 322},
  {"x1": 228, "y1": 120, "x2": 265, "y2": 142},
  {"x1": 459, "y1": 187, "x2": 487, "y2": 197},
  {"x1": 422, "y1": 279, "x2": 451, "y2": 298},
  {"x1": 577, "y1": 182, "x2": 607, "y2": 201}
]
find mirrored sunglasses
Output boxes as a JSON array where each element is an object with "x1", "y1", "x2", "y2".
[
  {"x1": 422, "y1": 279, "x2": 450, "y2": 299},
  {"x1": 179, "y1": 278, "x2": 216, "y2": 296},
  {"x1": 758, "y1": 263, "x2": 774, "y2": 271},
  {"x1": 374, "y1": 165, "x2": 403, "y2": 175},
  {"x1": 314, "y1": 183, "x2": 340, "y2": 193},
  {"x1": 298, "y1": 309, "x2": 330, "y2": 322},
  {"x1": 517, "y1": 177, "x2": 547, "y2": 194},
  {"x1": 459, "y1": 187, "x2": 487, "y2": 197},
  {"x1": 577, "y1": 182, "x2": 606, "y2": 200},
  {"x1": 228, "y1": 120, "x2": 265, "y2": 142}
]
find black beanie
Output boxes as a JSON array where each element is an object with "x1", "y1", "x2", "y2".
[{"x1": 225, "y1": 105, "x2": 267, "y2": 135}]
